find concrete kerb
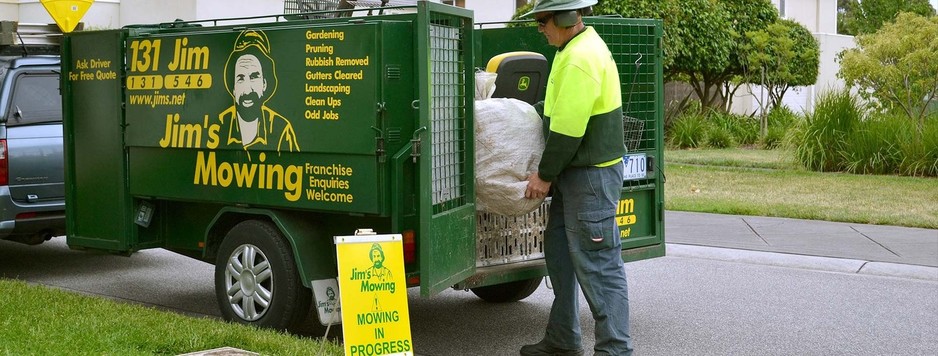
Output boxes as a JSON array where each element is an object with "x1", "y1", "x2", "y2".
[{"x1": 666, "y1": 243, "x2": 938, "y2": 282}]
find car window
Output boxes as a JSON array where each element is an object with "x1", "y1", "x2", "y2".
[{"x1": 7, "y1": 73, "x2": 61, "y2": 126}]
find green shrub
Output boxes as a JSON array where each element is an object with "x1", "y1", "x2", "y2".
[
  {"x1": 790, "y1": 89, "x2": 865, "y2": 171},
  {"x1": 767, "y1": 105, "x2": 799, "y2": 128},
  {"x1": 732, "y1": 117, "x2": 760, "y2": 146},
  {"x1": 709, "y1": 110, "x2": 758, "y2": 145},
  {"x1": 764, "y1": 106, "x2": 800, "y2": 149},
  {"x1": 705, "y1": 124, "x2": 737, "y2": 148},
  {"x1": 668, "y1": 114, "x2": 708, "y2": 148},
  {"x1": 762, "y1": 125, "x2": 786, "y2": 149}
]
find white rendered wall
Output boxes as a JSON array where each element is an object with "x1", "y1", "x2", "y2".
[
  {"x1": 1, "y1": 0, "x2": 19, "y2": 22},
  {"x1": 193, "y1": 0, "x2": 283, "y2": 23},
  {"x1": 4, "y1": 0, "x2": 120, "y2": 29},
  {"x1": 774, "y1": 0, "x2": 837, "y2": 34},
  {"x1": 462, "y1": 0, "x2": 515, "y2": 25},
  {"x1": 815, "y1": 33, "x2": 855, "y2": 95}
]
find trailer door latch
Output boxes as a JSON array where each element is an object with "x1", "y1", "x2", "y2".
[
  {"x1": 371, "y1": 126, "x2": 385, "y2": 162},
  {"x1": 411, "y1": 126, "x2": 427, "y2": 163}
]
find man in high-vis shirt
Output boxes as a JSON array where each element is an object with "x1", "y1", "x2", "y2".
[{"x1": 522, "y1": 0, "x2": 632, "y2": 355}]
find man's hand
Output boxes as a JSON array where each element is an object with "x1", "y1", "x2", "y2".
[{"x1": 525, "y1": 172, "x2": 551, "y2": 199}]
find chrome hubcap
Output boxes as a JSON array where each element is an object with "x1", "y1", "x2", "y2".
[{"x1": 224, "y1": 244, "x2": 273, "y2": 321}]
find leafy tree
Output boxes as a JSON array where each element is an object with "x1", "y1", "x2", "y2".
[
  {"x1": 839, "y1": 12, "x2": 938, "y2": 131},
  {"x1": 837, "y1": 0, "x2": 935, "y2": 36},
  {"x1": 593, "y1": 0, "x2": 735, "y2": 110},
  {"x1": 515, "y1": 0, "x2": 783, "y2": 114},
  {"x1": 718, "y1": 0, "x2": 779, "y2": 111},
  {"x1": 837, "y1": 0, "x2": 860, "y2": 35},
  {"x1": 594, "y1": 0, "x2": 779, "y2": 112},
  {"x1": 511, "y1": 1, "x2": 534, "y2": 21},
  {"x1": 742, "y1": 19, "x2": 819, "y2": 135},
  {"x1": 663, "y1": 0, "x2": 734, "y2": 110},
  {"x1": 592, "y1": 0, "x2": 674, "y2": 70}
]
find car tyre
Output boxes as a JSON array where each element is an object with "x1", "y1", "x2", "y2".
[
  {"x1": 470, "y1": 277, "x2": 543, "y2": 303},
  {"x1": 214, "y1": 219, "x2": 311, "y2": 332}
]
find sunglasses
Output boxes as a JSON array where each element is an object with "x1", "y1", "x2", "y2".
[{"x1": 535, "y1": 14, "x2": 554, "y2": 27}]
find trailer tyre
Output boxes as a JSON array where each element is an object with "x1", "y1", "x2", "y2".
[
  {"x1": 470, "y1": 277, "x2": 543, "y2": 303},
  {"x1": 215, "y1": 220, "x2": 312, "y2": 332}
]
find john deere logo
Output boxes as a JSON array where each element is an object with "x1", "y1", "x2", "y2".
[{"x1": 518, "y1": 76, "x2": 531, "y2": 91}]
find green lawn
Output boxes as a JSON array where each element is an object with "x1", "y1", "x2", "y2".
[
  {"x1": 665, "y1": 147, "x2": 801, "y2": 170},
  {"x1": 0, "y1": 279, "x2": 342, "y2": 355},
  {"x1": 665, "y1": 148, "x2": 938, "y2": 229}
]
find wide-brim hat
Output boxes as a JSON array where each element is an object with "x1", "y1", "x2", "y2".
[
  {"x1": 521, "y1": 0, "x2": 598, "y2": 18},
  {"x1": 224, "y1": 30, "x2": 278, "y2": 102}
]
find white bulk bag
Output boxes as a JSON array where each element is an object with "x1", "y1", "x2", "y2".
[{"x1": 474, "y1": 97, "x2": 545, "y2": 216}]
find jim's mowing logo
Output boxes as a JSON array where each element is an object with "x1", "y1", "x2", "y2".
[
  {"x1": 220, "y1": 29, "x2": 300, "y2": 156},
  {"x1": 350, "y1": 243, "x2": 396, "y2": 311},
  {"x1": 317, "y1": 286, "x2": 339, "y2": 317},
  {"x1": 189, "y1": 29, "x2": 305, "y2": 202}
]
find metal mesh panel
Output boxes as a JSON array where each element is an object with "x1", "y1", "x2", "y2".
[
  {"x1": 589, "y1": 20, "x2": 660, "y2": 188},
  {"x1": 429, "y1": 15, "x2": 468, "y2": 212},
  {"x1": 284, "y1": 0, "x2": 420, "y2": 16},
  {"x1": 284, "y1": 0, "x2": 340, "y2": 13},
  {"x1": 476, "y1": 200, "x2": 549, "y2": 266}
]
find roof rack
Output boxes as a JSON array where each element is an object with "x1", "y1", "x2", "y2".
[
  {"x1": 0, "y1": 21, "x2": 77, "y2": 56},
  {"x1": 0, "y1": 21, "x2": 77, "y2": 46}
]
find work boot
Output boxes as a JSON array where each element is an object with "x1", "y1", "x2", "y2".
[{"x1": 519, "y1": 340, "x2": 584, "y2": 356}]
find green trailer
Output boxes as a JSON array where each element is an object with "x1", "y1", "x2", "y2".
[{"x1": 61, "y1": 1, "x2": 664, "y2": 332}]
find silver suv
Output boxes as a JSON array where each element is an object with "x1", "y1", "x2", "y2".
[{"x1": 0, "y1": 50, "x2": 65, "y2": 245}]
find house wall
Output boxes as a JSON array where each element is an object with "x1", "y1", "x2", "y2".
[
  {"x1": 2, "y1": 0, "x2": 121, "y2": 29},
  {"x1": 119, "y1": 0, "x2": 197, "y2": 26},
  {"x1": 461, "y1": 0, "x2": 515, "y2": 25},
  {"x1": 776, "y1": 0, "x2": 837, "y2": 34},
  {"x1": 1, "y1": 0, "x2": 19, "y2": 22},
  {"x1": 815, "y1": 33, "x2": 856, "y2": 94}
]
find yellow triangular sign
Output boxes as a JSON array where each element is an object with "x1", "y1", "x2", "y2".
[{"x1": 40, "y1": 0, "x2": 94, "y2": 33}]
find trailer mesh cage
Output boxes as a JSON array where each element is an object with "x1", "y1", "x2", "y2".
[
  {"x1": 592, "y1": 18, "x2": 662, "y2": 189},
  {"x1": 429, "y1": 12, "x2": 469, "y2": 213},
  {"x1": 476, "y1": 18, "x2": 662, "y2": 265},
  {"x1": 283, "y1": 0, "x2": 417, "y2": 18},
  {"x1": 284, "y1": 0, "x2": 338, "y2": 12}
]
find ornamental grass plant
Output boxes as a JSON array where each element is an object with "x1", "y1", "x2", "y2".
[
  {"x1": 788, "y1": 89, "x2": 863, "y2": 172},
  {"x1": 788, "y1": 88, "x2": 938, "y2": 177}
]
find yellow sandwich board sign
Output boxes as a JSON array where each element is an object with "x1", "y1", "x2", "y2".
[
  {"x1": 40, "y1": 0, "x2": 93, "y2": 33},
  {"x1": 335, "y1": 232, "x2": 413, "y2": 356}
]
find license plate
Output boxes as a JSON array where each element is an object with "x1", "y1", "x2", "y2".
[{"x1": 622, "y1": 153, "x2": 647, "y2": 181}]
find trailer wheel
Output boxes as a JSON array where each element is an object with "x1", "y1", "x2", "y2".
[
  {"x1": 470, "y1": 277, "x2": 543, "y2": 303},
  {"x1": 215, "y1": 220, "x2": 311, "y2": 332}
]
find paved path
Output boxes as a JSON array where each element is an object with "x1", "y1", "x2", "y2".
[{"x1": 665, "y1": 211, "x2": 938, "y2": 281}]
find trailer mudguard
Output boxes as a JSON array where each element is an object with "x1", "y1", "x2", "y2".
[{"x1": 207, "y1": 207, "x2": 336, "y2": 289}]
